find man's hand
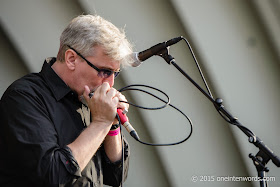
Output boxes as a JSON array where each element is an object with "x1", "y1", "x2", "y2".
[
  {"x1": 113, "y1": 91, "x2": 129, "y2": 124},
  {"x1": 116, "y1": 92, "x2": 129, "y2": 111},
  {"x1": 83, "y1": 83, "x2": 119, "y2": 126},
  {"x1": 68, "y1": 83, "x2": 121, "y2": 170}
]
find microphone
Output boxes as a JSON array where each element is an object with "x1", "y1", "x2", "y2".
[
  {"x1": 129, "y1": 36, "x2": 183, "y2": 67},
  {"x1": 117, "y1": 108, "x2": 140, "y2": 140}
]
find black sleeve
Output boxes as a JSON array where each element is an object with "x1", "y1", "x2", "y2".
[
  {"x1": 0, "y1": 89, "x2": 81, "y2": 186},
  {"x1": 102, "y1": 135, "x2": 130, "y2": 187}
]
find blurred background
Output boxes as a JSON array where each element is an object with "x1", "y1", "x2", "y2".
[{"x1": 0, "y1": 0, "x2": 280, "y2": 186}]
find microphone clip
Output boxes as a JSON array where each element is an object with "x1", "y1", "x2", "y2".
[{"x1": 157, "y1": 47, "x2": 175, "y2": 65}]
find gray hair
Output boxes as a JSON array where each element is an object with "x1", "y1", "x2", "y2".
[{"x1": 57, "y1": 15, "x2": 133, "y2": 67}]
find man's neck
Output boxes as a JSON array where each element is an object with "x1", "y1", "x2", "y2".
[{"x1": 51, "y1": 60, "x2": 72, "y2": 88}]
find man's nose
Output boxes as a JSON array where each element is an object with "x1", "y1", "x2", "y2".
[{"x1": 102, "y1": 74, "x2": 114, "y2": 87}]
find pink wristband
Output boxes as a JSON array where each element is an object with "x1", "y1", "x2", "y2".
[{"x1": 107, "y1": 127, "x2": 120, "y2": 136}]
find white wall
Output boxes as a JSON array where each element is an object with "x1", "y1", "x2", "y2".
[
  {"x1": 171, "y1": 0, "x2": 280, "y2": 186},
  {"x1": 0, "y1": 26, "x2": 28, "y2": 94}
]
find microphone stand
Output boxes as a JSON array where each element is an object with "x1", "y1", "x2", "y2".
[{"x1": 157, "y1": 47, "x2": 280, "y2": 187}]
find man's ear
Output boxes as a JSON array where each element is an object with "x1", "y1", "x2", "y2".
[{"x1": 64, "y1": 49, "x2": 77, "y2": 71}]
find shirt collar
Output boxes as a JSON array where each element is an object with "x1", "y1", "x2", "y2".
[{"x1": 40, "y1": 57, "x2": 73, "y2": 101}]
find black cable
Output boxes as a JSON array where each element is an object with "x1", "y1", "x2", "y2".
[
  {"x1": 181, "y1": 37, "x2": 256, "y2": 138},
  {"x1": 137, "y1": 102, "x2": 193, "y2": 146},
  {"x1": 215, "y1": 109, "x2": 255, "y2": 136},
  {"x1": 182, "y1": 37, "x2": 213, "y2": 98},
  {"x1": 118, "y1": 84, "x2": 170, "y2": 110},
  {"x1": 118, "y1": 84, "x2": 193, "y2": 146},
  {"x1": 116, "y1": 114, "x2": 124, "y2": 187}
]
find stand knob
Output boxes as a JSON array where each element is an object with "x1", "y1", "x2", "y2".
[
  {"x1": 215, "y1": 98, "x2": 223, "y2": 105},
  {"x1": 248, "y1": 136, "x2": 257, "y2": 143}
]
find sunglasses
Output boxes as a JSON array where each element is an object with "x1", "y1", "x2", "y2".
[{"x1": 67, "y1": 45, "x2": 120, "y2": 78}]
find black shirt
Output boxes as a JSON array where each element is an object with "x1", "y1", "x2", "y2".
[{"x1": 0, "y1": 57, "x2": 129, "y2": 187}]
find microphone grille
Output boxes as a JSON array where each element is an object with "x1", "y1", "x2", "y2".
[
  {"x1": 125, "y1": 52, "x2": 142, "y2": 67},
  {"x1": 131, "y1": 52, "x2": 142, "y2": 67}
]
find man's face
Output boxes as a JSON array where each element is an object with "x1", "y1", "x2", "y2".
[{"x1": 72, "y1": 45, "x2": 120, "y2": 96}]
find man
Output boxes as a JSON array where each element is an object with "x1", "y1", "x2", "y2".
[{"x1": 0, "y1": 15, "x2": 133, "y2": 186}]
